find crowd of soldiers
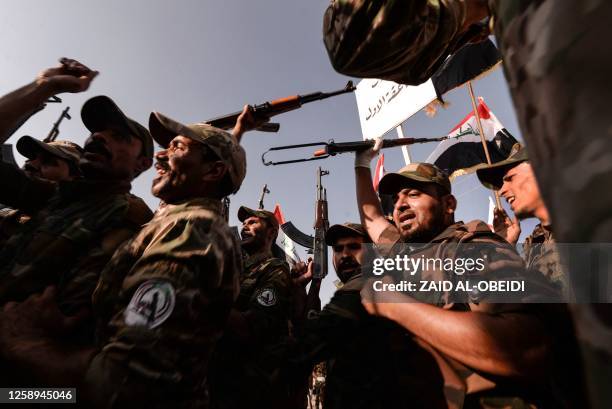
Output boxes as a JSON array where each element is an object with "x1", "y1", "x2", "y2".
[{"x1": 0, "y1": 0, "x2": 610, "y2": 408}]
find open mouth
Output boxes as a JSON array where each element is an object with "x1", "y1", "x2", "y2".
[
  {"x1": 240, "y1": 230, "x2": 254, "y2": 240},
  {"x1": 398, "y1": 211, "x2": 415, "y2": 227},
  {"x1": 155, "y1": 162, "x2": 169, "y2": 176},
  {"x1": 83, "y1": 141, "x2": 111, "y2": 160}
]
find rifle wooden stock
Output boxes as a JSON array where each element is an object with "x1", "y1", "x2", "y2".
[{"x1": 204, "y1": 81, "x2": 355, "y2": 132}]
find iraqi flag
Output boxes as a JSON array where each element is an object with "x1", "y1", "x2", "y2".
[
  {"x1": 425, "y1": 98, "x2": 518, "y2": 179},
  {"x1": 372, "y1": 153, "x2": 385, "y2": 191},
  {"x1": 272, "y1": 204, "x2": 301, "y2": 265}
]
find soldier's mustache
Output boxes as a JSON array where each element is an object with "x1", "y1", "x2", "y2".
[
  {"x1": 338, "y1": 258, "x2": 359, "y2": 271},
  {"x1": 155, "y1": 160, "x2": 170, "y2": 172}
]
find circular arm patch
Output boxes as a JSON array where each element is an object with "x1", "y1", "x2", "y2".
[
  {"x1": 124, "y1": 280, "x2": 176, "y2": 329},
  {"x1": 256, "y1": 287, "x2": 277, "y2": 307}
]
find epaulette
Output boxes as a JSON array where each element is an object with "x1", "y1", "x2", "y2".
[
  {"x1": 458, "y1": 220, "x2": 509, "y2": 246},
  {"x1": 464, "y1": 220, "x2": 496, "y2": 234}
]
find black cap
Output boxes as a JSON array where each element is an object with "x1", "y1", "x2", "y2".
[
  {"x1": 476, "y1": 144, "x2": 528, "y2": 190},
  {"x1": 325, "y1": 222, "x2": 370, "y2": 245},
  {"x1": 81, "y1": 95, "x2": 154, "y2": 159}
]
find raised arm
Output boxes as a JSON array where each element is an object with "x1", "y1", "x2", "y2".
[
  {"x1": 354, "y1": 139, "x2": 392, "y2": 242},
  {"x1": 0, "y1": 58, "x2": 98, "y2": 142}
]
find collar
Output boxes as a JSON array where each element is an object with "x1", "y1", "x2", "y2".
[{"x1": 161, "y1": 197, "x2": 223, "y2": 218}]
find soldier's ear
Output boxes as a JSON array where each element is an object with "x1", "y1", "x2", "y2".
[
  {"x1": 201, "y1": 161, "x2": 228, "y2": 183},
  {"x1": 444, "y1": 194, "x2": 457, "y2": 215}
]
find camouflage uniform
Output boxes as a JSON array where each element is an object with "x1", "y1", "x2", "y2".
[
  {"x1": 523, "y1": 224, "x2": 567, "y2": 293},
  {"x1": 0, "y1": 96, "x2": 154, "y2": 316},
  {"x1": 0, "y1": 207, "x2": 31, "y2": 246},
  {"x1": 85, "y1": 198, "x2": 241, "y2": 409},
  {"x1": 0, "y1": 138, "x2": 83, "y2": 248},
  {"x1": 324, "y1": 3, "x2": 612, "y2": 406},
  {"x1": 491, "y1": 5, "x2": 612, "y2": 404},
  {"x1": 209, "y1": 207, "x2": 294, "y2": 409},
  {"x1": 287, "y1": 223, "x2": 419, "y2": 409},
  {"x1": 0, "y1": 161, "x2": 152, "y2": 314},
  {"x1": 476, "y1": 146, "x2": 568, "y2": 294},
  {"x1": 361, "y1": 163, "x2": 584, "y2": 408},
  {"x1": 374, "y1": 220, "x2": 583, "y2": 409},
  {"x1": 292, "y1": 273, "x2": 428, "y2": 409},
  {"x1": 83, "y1": 112, "x2": 246, "y2": 409}
]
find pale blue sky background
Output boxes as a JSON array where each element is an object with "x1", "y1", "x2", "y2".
[{"x1": 0, "y1": 0, "x2": 536, "y2": 304}]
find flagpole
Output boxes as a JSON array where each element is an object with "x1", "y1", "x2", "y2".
[
  {"x1": 396, "y1": 123, "x2": 412, "y2": 165},
  {"x1": 467, "y1": 82, "x2": 503, "y2": 209}
]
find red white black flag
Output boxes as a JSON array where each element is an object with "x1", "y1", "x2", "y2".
[
  {"x1": 372, "y1": 153, "x2": 385, "y2": 191},
  {"x1": 272, "y1": 203, "x2": 301, "y2": 265},
  {"x1": 425, "y1": 98, "x2": 518, "y2": 179}
]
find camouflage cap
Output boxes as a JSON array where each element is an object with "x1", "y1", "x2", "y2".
[
  {"x1": 237, "y1": 206, "x2": 279, "y2": 230},
  {"x1": 149, "y1": 112, "x2": 247, "y2": 194},
  {"x1": 81, "y1": 95, "x2": 154, "y2": 160},
  {"x1": 17, "y1": 136, "x2": 83, "y2": 166},
  {"x1": 477, "y1": 144, "x2": 528, "y2": 190},
  {"x1": 378, "y1": 162, "x2": 451, "y2": 195},
  {"x1": 325, "y1": 222, "x2": 370, "y2": 245}
]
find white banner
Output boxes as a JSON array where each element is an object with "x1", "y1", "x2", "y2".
[{"x1": 355, "y1": 78, "x2": 436, "y2": 140}]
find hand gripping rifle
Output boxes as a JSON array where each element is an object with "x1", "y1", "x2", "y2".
[{"x1": 204, "y1": 81, "x2": 355, "y2": 133}]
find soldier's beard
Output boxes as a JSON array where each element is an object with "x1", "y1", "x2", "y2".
[
  {"x1": 336, "y1": 258, "x2": 360, "y2": 283},
  {"x1": 241, "y1": 232, "x2": 267, "y2": 255},
  {"x1": 399, "y1": 208, "x2": 449, "y2": 243}
]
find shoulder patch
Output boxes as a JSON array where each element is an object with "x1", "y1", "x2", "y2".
[
  {"x1": 124, "y1": 280, "x2": 175, "y2": 329},
  {"x1": 256, "y1": 287, "x2": 277, "y2": 307}
]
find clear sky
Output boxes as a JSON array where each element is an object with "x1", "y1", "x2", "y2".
[{"x1": 0, "y1": 0, "x2": 536, "y2": 304}]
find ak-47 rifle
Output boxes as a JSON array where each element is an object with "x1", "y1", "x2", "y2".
[
  {"x1": 312, "y1": 167, "x2": 329, "y2": 279},
  {"x1": 205, "y1": 81, "x2": 355, "y2": 133},
  {"x1": 44, "y1": 106, "x2": 71, "y2": 143},
  {"x1": 261, "y1": 133, "x2": 471, "y2": 166},
  {"x1": 4, "y1": 96, "x2": 62, "y2": 142},
  {"x1": 278, "y1": 168, "x2": 330, "y2": 276}
]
